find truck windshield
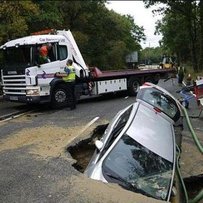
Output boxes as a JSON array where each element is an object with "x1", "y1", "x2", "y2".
[{"x1": 2, "y1": 46, "x2": 31, "y2": 68}]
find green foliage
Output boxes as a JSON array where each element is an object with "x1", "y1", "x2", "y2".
[
  {"x1": 139, "y1": 47, "x2": 164, "y2": 64},
  {"x1": 58, "y1": 1, "x2": 145, "y2": 69},
  {"x1": 155, "y1": 13, "x2": 191, "y2": 62},
  {"x1": 28, "y1": 1, "x2": 63, "y2": 31},
  {"x1": 144, "y1": 0, "x2": 203, "y2": 71},
  {"x1": 83, "y1": 8, "x2": 145, "y2": 69},
  {"x1": 107, "y1": 40, "x2": 127, "y2": 69},
  {"x1": 0, "y1": 0, "x2": 145, "y2": 70},
  {"x1": 0, "y1": 1, "x2": 39, "y2": 43}
]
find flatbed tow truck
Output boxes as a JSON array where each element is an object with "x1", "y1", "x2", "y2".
[{"x1": 0, "y1": 29, "x2": 175, "y2": 108}]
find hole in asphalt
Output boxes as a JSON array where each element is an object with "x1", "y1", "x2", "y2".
[
  {"x1": 67, "y1": 124, "x2": 108, "y2": 173},
  {"x1": 184, "y1": 175, "x2": 203, "y2": 200},
  {"x1": 68, "y1": 123, "x2": 203, "y2": 200}
]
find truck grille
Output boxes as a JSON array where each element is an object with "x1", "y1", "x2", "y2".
[{"x1": 2, "y1": 75, "x2": 26, "y2": 95}]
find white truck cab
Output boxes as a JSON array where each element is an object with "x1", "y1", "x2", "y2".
[{"x1": 0, "y1": 30, "x2": 89, "y2": 107}]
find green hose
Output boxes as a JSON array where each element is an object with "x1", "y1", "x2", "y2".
[
  {"x1": 176, "y1": 145, "x2": 189, "y2": 203},
  {"x1": 188, "y1": 190, "x2": 203, "y2": 203},
  {"x1": 176, "y1": 144, "x2": 203, "y2": 203},
  {"x1": 176, "y1": 103, "x2": 203, "y2": 203},
  {"x1": 180, "y1": 105, "x2": 203, "y2": 154}
]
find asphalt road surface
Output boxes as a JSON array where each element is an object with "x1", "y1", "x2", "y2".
[{"x1": 0, "y1": 79, "x2": 202, "y2": 203}]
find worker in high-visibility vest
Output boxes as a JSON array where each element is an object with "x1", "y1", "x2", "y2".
[{"x1": 63, "y1": 59, "x2": 76, "y2": 110}]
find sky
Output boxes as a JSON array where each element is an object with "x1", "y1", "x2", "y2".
[{"x1": 105, "y1": 1, "x2": 163, "y2": 48}]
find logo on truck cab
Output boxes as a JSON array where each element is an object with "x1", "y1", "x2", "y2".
[{"x1": 7, "y1": 71, "x2": 17, "y2": 75}]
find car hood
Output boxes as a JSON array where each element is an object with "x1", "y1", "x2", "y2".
[{"x1": 126, "y1": 102, "x2": 175, "y2": 163}]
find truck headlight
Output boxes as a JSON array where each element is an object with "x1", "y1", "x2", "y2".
[{"x1": 26, "y1": 89, "x2": 40, "y2": 96}]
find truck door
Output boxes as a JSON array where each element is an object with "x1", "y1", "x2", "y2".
[{"x1": 35, "y1": 43, "x2": 62, "y2": 86}]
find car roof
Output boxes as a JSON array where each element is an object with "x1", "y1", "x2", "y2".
[{"x1": 126, "y1": 102, "x2": 175, "y2": 163}]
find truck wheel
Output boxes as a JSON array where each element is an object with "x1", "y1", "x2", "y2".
[
  {"x1": 51, "y1": 84, "x2": 70, "y2": 109},
  {"x1": 153, "y1": 74, "x2": 160, "y2": 84},
  {"x1": 144, "y1": 76, "x2": 154, "y2": 83},
  {"x1": 128, "y1": 78, "x2": 140, "y2": 96}
]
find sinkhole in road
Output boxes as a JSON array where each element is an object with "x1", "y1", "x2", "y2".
[
  {"x1": 184, "y1": 175, "x2": 203, "y2": 200},
  {"x1": 68, "y1": 124, "x2": 203, "y2": 201},
  {"x1": 67, "y1": 123, "x2": 108, "y2": 173}
]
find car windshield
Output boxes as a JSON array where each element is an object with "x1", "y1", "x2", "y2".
[
  {"x1": 137, "y1": 87, "x2": 179, "y2": 121},
  {"x1": 102, "y1": 134, "x2": 173, "y2": 201}
]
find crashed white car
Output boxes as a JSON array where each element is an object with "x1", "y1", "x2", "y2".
[{"x1": 85, "y1": 83, "x2": 183, "y2": 202}]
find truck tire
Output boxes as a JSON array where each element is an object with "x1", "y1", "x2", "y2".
[
  {"x1": 144, "y1": 76, "x2": 154, "y2": 83},
  {"x1": 51, "y1": 84, "x2": 71, "y2": 109},
  {"x1": 144, "y1": 74, "x2": 160, "y2": 85},
  {"x1": 128, "y1": 77, "x2": 140, "y2": 96},
  {"x1": 153, "y1": 74, "x2": 160, "y2": 84}
]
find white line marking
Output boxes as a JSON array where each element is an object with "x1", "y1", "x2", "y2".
[
  {"x1": 0, "y1": 111, "x2": 23, "y2": 119},
  {"x1": 0, "y1": 110, "x2": 33, "y2": 123},
  {"x1": 67, "y1": 116, "x2": 100, "y2": 144},
  {"x1": 83, "y1": 116, "x2": 100, "y2": 131}
]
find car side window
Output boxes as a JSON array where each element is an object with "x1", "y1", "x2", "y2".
[{"x1": 98, "y1": 106, "x2": 133, "y2": 160}]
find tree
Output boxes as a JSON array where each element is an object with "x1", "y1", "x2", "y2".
[
  {"x1": 144, "y1": 0, "x2": 200, "y2": 71},
  {"x1": 199, "y1": 0, "x2": 203, "y2": 70},
  {"x1": 58, "y1": 1, "x2": 145, "y2": 69},
  {"x1": 0, "y1": 0, "x2": 39, "y2": 43},
  {"x1": 0, "y1": 0, "x2": 145, "y2": 70},
  {"x1": 139, "y1": 47, "x2": 163, "y2": 64},
  {"x1": 82, "y1": 7, "x2": 145, "y2": 69},
  {"x1": 155, "y1": 13, "x2": 191, "y2": 63},
  {"x1": 28, "y1": 1, "x2": 63, "y2": 32}
]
